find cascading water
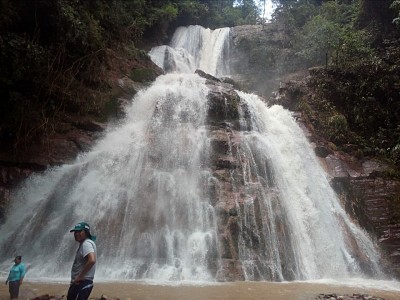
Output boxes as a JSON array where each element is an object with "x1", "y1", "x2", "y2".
[
  {"x1": 0, "y1": 25, "x2": 384, "y2": 282},
  {"x1": 229, "y1": 91, "x2": 383, "y2": 281},
  {"x1": 149, "y1": 25, "x2": 230, "y2": 76}
]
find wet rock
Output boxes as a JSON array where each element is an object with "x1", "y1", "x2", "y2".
[
  {"x1": 323, "y1": 152, "x2": 400, "y2": 275},
  {"x1": 96, "y1": 295, "x2": 121, "y2": 300},
  {"x1": 195, "y1": 69, "x2": 221, "y2": 82},
  {"x1": 30, "y1": 295, "x2": 64, "y2": 300},
  {"x1": 0, "y1": 186, "x2": 10, "y2": 220},
  {"x1": 30, "y1": 295, "x2": 50, "y2": 300},
  {"x1": 315, "y1": 145, "x2": 333, "y2": 158},
  {"x1": 0, "y1": 113, "x2": 106, "y2": 222},
  {"x1": 206, "y1": 85, "x2": 241, "y2": 128},
  {"x1": 117, "y1": 76, "x2": 147, "y2": 95},
  {"x1": 216, "y1": 259, "x2": 245, "y2": 281},
  {"x1": 74, "y1": 120, "x2": 107, "y2": 132},
  {"x1": 316, "y1": 294, "x2": 385, "y2": 300}
]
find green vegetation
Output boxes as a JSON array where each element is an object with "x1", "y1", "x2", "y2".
[
  {"x1": 0, "y1": 0, "x2": 261, "y2": 152},
  {"x1": 266, "y1": 0, "x2": 400, "y2": 167}
]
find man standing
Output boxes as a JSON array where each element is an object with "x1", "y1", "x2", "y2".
[
  {"x1": 5, "y1": 255, "x2": 26, "y2": 300},
  {"x1": 68, "y1": 222, "x2": 97, "y2": 300}
]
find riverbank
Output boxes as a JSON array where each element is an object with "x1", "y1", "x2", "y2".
[{"x1": 1, "y1": 280, "x2": 400, "y2": 300}]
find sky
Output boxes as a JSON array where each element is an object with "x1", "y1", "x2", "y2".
[{"x1": 262, "y1": 0, "x2": 276, "y2": 19}]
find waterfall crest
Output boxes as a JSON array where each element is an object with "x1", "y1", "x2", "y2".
[
  {"x1": 0, "y1": 25, "x2": 384, "y2": 282},
  {"x1": 149, "y1": 25, "x2": 230, "y2": 76}
]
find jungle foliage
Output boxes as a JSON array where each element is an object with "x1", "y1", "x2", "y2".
[
  {"x1": 0, "y1": 0, "x2": 261, "y2": 151},
  {"x1": 269, "y1": 0, "x2": 400, "y2": 166}
]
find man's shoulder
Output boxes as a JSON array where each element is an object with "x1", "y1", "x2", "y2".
[
  {"x1": 83, "y1": 239, "x2": 96, "y2": 251},
  {"x1": 84, "y1": 239, "x2": 96, "y2": 246}
]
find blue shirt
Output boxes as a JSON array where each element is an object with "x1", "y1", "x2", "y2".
[{"x1": 7, "y1": 263, "x2": 26, "y2": 282}]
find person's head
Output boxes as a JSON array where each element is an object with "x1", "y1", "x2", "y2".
[
  {"x1": 70, "y1": 222, "x2": 96, "y2": 243},
  {"x1": 14, "y1": 256, "x2": 21, "y2": 264}
]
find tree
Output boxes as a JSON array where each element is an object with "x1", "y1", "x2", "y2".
[
  {"x1": 293, "y1": 1, "x2": 372, "y2": 67},
  {"x1": 356, "y1": 0, "x2": 398, "y2": 41},
  {"x1": 391, "y1": 0, "x2": 400, "y2": 27},
  {"x1": 296, "y1": 15, "x2": 342, "y2": 66}
]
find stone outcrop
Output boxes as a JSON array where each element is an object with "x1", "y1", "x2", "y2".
[
  {"x1": 30, "y1": 295, "x2": 64, "y2": 300},
  {"x1": 197, "y1": 69, "x2": 400, "y2": 279},
  {"x1": 0, "y1": 125, "x2": 103, "y2": 221},
  {"x1": 321, "y1": 151, "x2": 400, "y2": 276},
  {"x1": 273, "y1": 76, "x2": 400, "y2": 277},
  {"x1": 230, "y1": 24, "x2": 294, "y2": 97},
  {"x1": 0, "y1": 119, "x2": 106, "y2": 217},
  {"x1": 316, "y1": 294, "x2": 385, "y2": 300}
]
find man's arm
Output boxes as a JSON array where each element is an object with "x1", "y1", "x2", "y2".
[
  {"x1": 73, "y1": 252, "x2": 96, "y2": 284},
  {"x1": 5, "y1": 271, "x2": 10, "y2": 285},
  {"x1": 20, "y1": 264, "x2": 26, "y2": 285}
]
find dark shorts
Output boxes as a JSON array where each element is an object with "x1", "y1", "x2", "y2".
[
  {"x1": 67, "y1": 280, "x2": 93, "y2": 300},
  {"x1": 9, "y1": 280, "x2": 20, "y2": 299}
]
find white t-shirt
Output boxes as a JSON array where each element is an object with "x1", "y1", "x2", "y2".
[{"x1": 71, "y1": 239, "x2": 96, "y2": 282}]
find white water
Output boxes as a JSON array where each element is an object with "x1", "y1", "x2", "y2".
[
  {"x1": 0, "y1": 25, "x2": 391, "y2": 287},
  {"x1": 149, "y1": 25, "x2": 230, "y2": 76},
  {"x1": 0, "y1": 72, "x2": 216, "y2": 281},
  {"x1": 233, "y1": 91, "x2": 382, "y2": 280}
]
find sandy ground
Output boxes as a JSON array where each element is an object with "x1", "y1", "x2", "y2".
[{"x1": 1, "y1": 281, "x2": 400, "y2": 300}]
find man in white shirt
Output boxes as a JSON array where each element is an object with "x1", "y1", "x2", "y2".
[{"x1": 67, "y1": 222, "x2": 97, "y2": 300}]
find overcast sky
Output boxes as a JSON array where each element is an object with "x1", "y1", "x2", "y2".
[{"x1": 262, "y1": 0, "x2": 275, "y2": 19}]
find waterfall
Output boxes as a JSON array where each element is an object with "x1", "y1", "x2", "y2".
[
  {"x1": 149, "y1": 25, "x2": 230, "y2": 76},
  {"x1": 0, "y1": 25, "x2": 384, "y2": 282},
  {"x1": 232, "y1": 91, "x2": 382, "y2": 280}
]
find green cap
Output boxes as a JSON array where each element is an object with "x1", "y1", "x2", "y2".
[{"x1": 70, "y1": 222, "x2": 96, "y2": 241}]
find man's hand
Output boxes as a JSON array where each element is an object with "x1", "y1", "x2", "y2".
[
  {"x1": 5, "y1": 279, "x2": 8, "y2": 285},
  {"x1": 73, "y1": 275, "x2": 84, "y2": 284},
  {"x1": 73, "y1": 252, "x2": 96, "y2": 284}
]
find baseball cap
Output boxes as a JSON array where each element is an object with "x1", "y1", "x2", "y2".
[{"x1": 70, "y1": 222, "x2": 96, "y2": 241}]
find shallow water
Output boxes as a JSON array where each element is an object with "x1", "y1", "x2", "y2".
[{"x1": 1, "y1": 280, "x2": 400, "y2": 300}]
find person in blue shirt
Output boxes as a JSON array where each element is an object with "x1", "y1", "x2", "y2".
[{"x1": 5, "y1": 255, "x2": 26, "y2": 299}]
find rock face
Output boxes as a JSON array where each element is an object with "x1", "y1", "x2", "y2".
[
  {"x1": 196, "y1": 69, "x2": 400, "y2": 279},
  {"x1": 268, "y1": 73, "x2": 400, "y2": 277},
  {"x1": 0, "y1": 123, "x2": 104, "y2": 221},
  {"x1": 197, "y1": 71, "x2": 383, "y2": 281},
  {"x1": 229, "y1": 25, "x2": 276, "y2": 96},
  {"x1": 203, "y1": 82, "x2": 247, "y2": 281},
  {"x1": 322, "y1": 152, "x2": 400, "y2": 276},
  {"x1": 230, "y1": 24, "x2": 294, "y2": 97}
]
